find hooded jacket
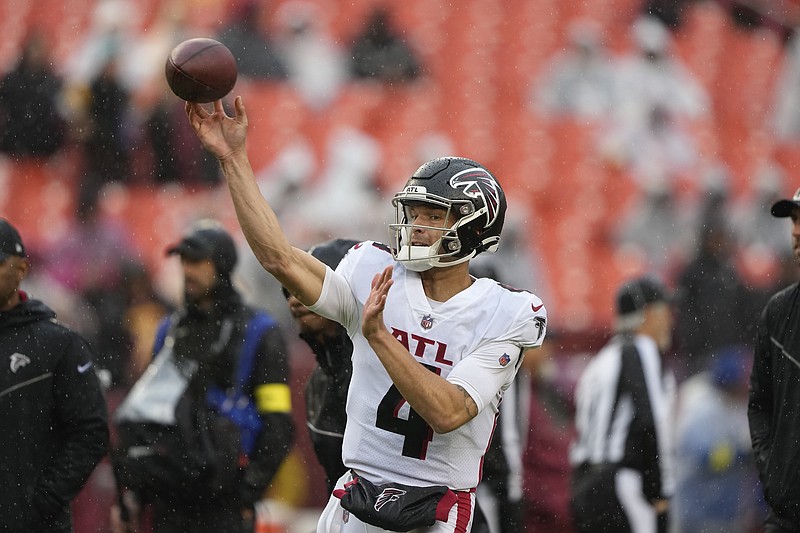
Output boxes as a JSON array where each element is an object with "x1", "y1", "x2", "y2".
[
  {"x1": 0, "y1": 294, "x2": 109, "y2": 532},
  {"x1": 153, "y1": 285, "x2": 293, "y2": 508}
]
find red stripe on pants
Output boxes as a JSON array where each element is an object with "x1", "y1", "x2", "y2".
[{"x1": 454, "y1": 491, "x2": 473, "y2": 533}]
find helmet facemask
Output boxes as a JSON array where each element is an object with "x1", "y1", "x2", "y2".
[
  {"x1": 389, "y1": 195, "x2": 476, "y2": 272},
  {"x1": 389, "y1": 157, "x2": 507, "y2": 271}
]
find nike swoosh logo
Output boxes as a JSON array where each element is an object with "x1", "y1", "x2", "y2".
[
  {"x1": 77, "y1": 362, "x2": 93, "y2": 374},
  {"x1": 531, "y1": 303, "x2": 543, "y2": 312}
]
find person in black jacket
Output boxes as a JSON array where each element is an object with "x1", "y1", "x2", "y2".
[
  {"x1": 113, "y1": 219, "x2": 293, "y2": 533},
  {"x1": 0, "y1": 218, "x2": 109, "y2": 533},
  {"x1": 748, "y1": 188, "x2": 800, "y2": 532},
  {"x1": 283, "y1": 238, "x2": 357, "y2": 493}
]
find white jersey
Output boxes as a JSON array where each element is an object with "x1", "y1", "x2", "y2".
[{"x1": 309, "y1": 241, "x2": 547, "y2": 490}]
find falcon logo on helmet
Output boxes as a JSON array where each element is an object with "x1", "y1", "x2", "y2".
[
  {"x1": 389, "y1": 157, "x2": 507, "y2": 272},
  {"x1": 449, "y1": 168, "x2": 502, "y2": 230}
]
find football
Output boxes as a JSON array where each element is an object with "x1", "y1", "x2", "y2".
[{"x1": 165, "y1": 38, "x2": 238, "y2": 103}]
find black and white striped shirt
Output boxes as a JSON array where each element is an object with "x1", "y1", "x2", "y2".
[{"x1": 570, "y1": 333, "x2": 676, "y2": 499}]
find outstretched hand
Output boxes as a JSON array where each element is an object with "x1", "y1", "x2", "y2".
[
  {"x1": 362, "y1": 266, "x2": 393, "y2": 340},
  {"x1": 185, "y1": 96, "x2": 247, "y2": 161}
]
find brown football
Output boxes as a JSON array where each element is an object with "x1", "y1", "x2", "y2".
[{"x1": 165, "y1": 38, "x2": 237, "y2": 103}]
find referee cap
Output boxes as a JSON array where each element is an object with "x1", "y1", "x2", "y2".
[
  {"x1": 615, "y1": 276, "x2": 670, "y2": 331},
  {"x1": 771, "y1": 187, "x2": 800, "y2": 218}
]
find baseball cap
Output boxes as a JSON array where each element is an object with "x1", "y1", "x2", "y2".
[
  {"x1": 166, "y1": 220, "x2": 238, "y2": 275},
  {"x1": 770, "y1": 187, "x2": 800, "y2": 218},
  {"x1": 0, "y1": 219, "x2": 26, "y2": 261},
  {"x1": 615, "y1": 276, "x2": 670, "y2": 330}
]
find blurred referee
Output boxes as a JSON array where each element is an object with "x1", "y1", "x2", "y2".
[{"x1": 569, "y1": 277, "x2": 676, "y2": 533}]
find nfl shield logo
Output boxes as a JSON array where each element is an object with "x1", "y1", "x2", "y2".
[
  {"x1": 421, "y1": 314, "x2": 434, "y2": 330},
  {"x1": 498, "y1": 353, "x2": 511, "y2": 367}
]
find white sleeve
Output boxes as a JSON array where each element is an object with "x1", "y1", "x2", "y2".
[
  {"x1": 446, "y1": 341, "x2": 522, "y2": 414},
  {"x1": 307, "y1": 265, "x2": 361, "y2": 336}
]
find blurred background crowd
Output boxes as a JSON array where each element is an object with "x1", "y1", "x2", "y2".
[{"x1": 0, "y1": 0, "x2": 796, "y2": 530}]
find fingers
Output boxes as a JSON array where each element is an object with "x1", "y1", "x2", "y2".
[
  {"x1": 371, "y1": 266, "x2": 393, "y2": 291},
  {"x1": 185, "y1": 101, "x2": 211, "y2": 121},
  {"x1": 369, "y1": 267, "x2": 393, "y2": 313},
  {"x1": 234, "y1": 96, "x2": 247, "y2": 126}
]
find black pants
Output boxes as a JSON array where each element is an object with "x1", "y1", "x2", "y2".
[
  {"x1": 571, "y1": 464, "x2": 631, "y2": 533},
  {"x1": 570, "y1": 464, "x2": 668, "y2": 533},
  {"x1": 764, "y1": 511, "x2": 799, "y2": 533},
  {"x1": 151, "y1": 495, "x2": 251, "y2": 533},
  {"x1": 309, "y1": 430, "x2": 347, "y2": 495}
]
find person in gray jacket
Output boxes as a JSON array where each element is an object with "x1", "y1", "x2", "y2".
[{"x1": 0, "y1": 218, "x2": 109, "y2": 532}]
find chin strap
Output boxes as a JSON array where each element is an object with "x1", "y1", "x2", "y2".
[
  {"x1": 396, "y1": 243, "x2": 438, "y2": 272},
  {"x1": 396, "y1": 242, "x2": 475, "y2": 272}
]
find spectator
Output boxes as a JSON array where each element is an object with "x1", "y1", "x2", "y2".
[
  {"x1": 599, "y1": 101, "x2": 699, "y2": 189},
  {"x1": 289, "y1": 124, "x2": 385, "y2": 241},
  {"x1": 349, "y1": 5, "x2": 422, "y2": 83},
  {"x1": 0, "y1": 218, "x2": 109, "y2": 532},
  {"x1": 613, "y1": 180, "x2": 693, "y2": 277},
  {"x1": 673, "y1": 346, "x2": 765, "y2": 532},
  {"x1": 673, "y1": 201, "x2": 754, "y2": 378},
  {"x1": 772, "y1": 27, "x2": 800, "y2": 141},
  {"x1": 63, "y1": 0, "x2": 139, "y2": 188},
  {"x1": 112, "y1": 220, "x2": 293, "y2": 532},
  {"x1": 42, "y1": 188, "x2": 137, "y2": 387},
  {"x1": 570, "y1": 276, "x2": 676, "y2": 533},
  {"x1": 64, "y1": 0, "x2": 141, "y2": 88},
  {"x1": 115, "y1": 0, "x2": 209, "y2": 186},
  {"x1": 532, "y1": 18, "x2": 617, "y2": 122},
  {"x1": 217, "y1": 0, "x2": 288, "y2": 80},
  {"x1": 748, "y1": 187, "x2": 800, "y2": 532},
  {"x1": 142, "y1": 91, "x2": 221, "y2": 186},
  {"x1": 0, "y1": 31, "x2": 66, "y2": 158},
  {"x1": 613, "y1": 15, "x2": 708, "y2": 133},
  {"x1": 274, "y1": 0, "x2": 349, "y2": 111},
  {"x1": 603, "y1": 15, "x2": 707, "y2": 188},
  {"x1": 81, "y1": 54, "x2": 132, "y2": 188},
  {"x1": 117, "y1": 259, "x2": 173, "y2": 388}
]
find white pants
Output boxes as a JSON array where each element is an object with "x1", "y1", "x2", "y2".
[
  {"x1": 616, "y1": 468, "x2": 658, "y2": 533},
  {"x1": 317, "y1": 471, "x2": 477, "y2": 533}
]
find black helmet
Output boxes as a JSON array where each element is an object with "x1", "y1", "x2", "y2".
[
  {"x1": 166, "y1": 219, "x2": 238, "y2": 276},
  {"x1": 389, "y1": 157, "x2": 506, "y2": 271},
  {"x1": 308, "y1": 238, "x2": 360, "y2": 269},
  {"x1": 282, "y1": 238, "x2": 359, "y2": 299}
]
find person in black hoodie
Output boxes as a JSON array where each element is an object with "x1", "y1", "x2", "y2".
[
  {"x1": 113, "y1": 219, "x2": 293, "y2": 533},
  {"x1": 749, "y1": 188, "x2": 800, "y2": 533},
  {"x1": 283, "y1": 238, "x2": 358, "y2": 493},
  {"x1": 0, "y1": 218, "x2": 108, "y2": 532}
]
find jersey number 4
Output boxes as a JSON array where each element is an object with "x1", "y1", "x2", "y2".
[{"x1": 375, "y1": 364, "x2": 439, "y2": 460}]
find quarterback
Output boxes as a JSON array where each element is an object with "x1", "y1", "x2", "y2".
[{"x1": 185, "y1": 97, "x2": 547, "y2": 533}]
